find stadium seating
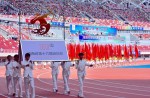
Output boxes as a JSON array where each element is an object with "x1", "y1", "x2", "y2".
[
  {"x1": 0, "y1": 0, "x2": 150, "y2": 54},
  {"x1": 0, "y1": 24, "x2": 30, "y2": 39},
  {"x1": 1, "y1": 30, "x2": 150, "y2": 53},
  {"x1": 133, "y1": 34, "x2": 150, "y2": 40},
  {"x1": 138, "y1": 45, "x2": 150, "y2": 52},
  {"x1": 1, "y1": 0, "x2": 149, "y2": 22},
  {"x1": 0, "y1": 35, "x2": 18, "y2": 52}
]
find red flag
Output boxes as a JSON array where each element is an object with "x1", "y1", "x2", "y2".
[
  {"x1": 85, "y1": 44, "x2": 91, "y2": 61},
  {"x1": 75, "y1": 44, "x2": 80, "y2": 59},
  {"x1": 68, "y1": 44, "x2": 74, "y2": 60},
  {"x1": 135, "y1": 45, "x2": 139, "y2": 58},
  {"x1": 88, "y1": 44, "x2": 92, "y2": 61},
  {"x1": 84, "y1": 43, "x2": 87, "y2": 59},
  {"x1": 101, "y1": 45, "x2": 105, "y2": 59},
  {"x1": 116, "y1": 45, "x2": 119, "y2": 58},
  {"x1": 124, "y1": 45, "x2": 129, "y2": 59},
  {"x1": 109, "y1": 44, "x2": 113, "y2": 58},
  {"x1": 98, "y1": 45, "x2": 102, "y2": 60},
  {"x1": 67, "y1": 44, "x2": 71, "y2": 60},
  {"x1": 94, "y1": 44, "x2": 98, "y2": 60},
  {"x1": 118, "y1": 45, "x2": 122, "y2": 59},
  {"x1": 91, "y1": 43, "x2": 95, "y2": 60},
  {"x1": 81, "y1": 44, "x2": 85, "y2": 53},
  {"x1": 113, "y1": 45, "x2": 117, "y2": 57},
  {"x1": 129, "y1": 45, "x2": 133, "y2": 58},
  {"x1": 84, "y1": 43, "x2": 89, "y2": 60},
  {"x1": 105, "y1": 45, "x2": 109, "y2": 60},
  {"x1": 116, "y1": 45, "x2": 120, "y2": 58}
]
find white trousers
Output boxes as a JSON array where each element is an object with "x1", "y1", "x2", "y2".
[
  {"x1": 78, "y1": 73, "x2": 85, "y2": 97},
  {"x1": 24, "y1": 76, "x2": 35, "y2": 98},
  {"x1": 52, "y1": 73, "x2": 58, "y2": 90},
  {"x1": 13, "y1": 76, "x2": 22, "y2": 97},
  {"x1": 6, "y1": 75, "x2": 14, "y2": 94},
  {"x1": 63, "y1": 72, "x2": 70, "y2": 93}
]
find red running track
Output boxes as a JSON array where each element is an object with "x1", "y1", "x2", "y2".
[{"x1": 0, "y1": 64, "x2": 150, "y2": 98}]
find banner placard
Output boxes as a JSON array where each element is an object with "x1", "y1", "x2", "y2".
[{"x1": 20, "y1": 40, "x2": 69, "y2": 61}]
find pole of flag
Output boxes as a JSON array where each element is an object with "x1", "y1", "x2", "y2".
[
  {"x1": 63, "y1": 0, "x2": 66, "y2": 40},
  {"x1": 18, "y1": 8, "x2": 21, "y2": 40},
  {"x1": 18, "y1": 7, "x2": 22, "y2": 63}
]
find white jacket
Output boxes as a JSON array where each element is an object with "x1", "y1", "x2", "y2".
[
  {"x1": 5, "y1": 61, "x2": 14, "y2": 76},
  {"x1": 12, "y1": 61, "x2": 22, "y2": 77},
  {"x1": 75, "y1": 60, "x2": 90, "y2": 75},
  {"x1": 61, "y1": 62, "x2": 73, "y2": 75},
  {"x1": 21, "y1": 60, "x2": 34, "y2": 77},
  {"x1": 50, "y1": 62, "x2": 60, "y2": 75}
]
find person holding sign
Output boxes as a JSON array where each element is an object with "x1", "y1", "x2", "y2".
[
  {"x1": 5, "y1": 55, "x2": 15, "y2": 96},
  {"x1": 75, "y1": 53, "x2": 93, "y2": 98},
  {"x1": 12, "y1": 54, "x2": 23, "y2": 98},
  {"x1": 50, "y1": 61, "x2": 61, "y2": 93},
  {"x1": 21, "y1": 53, "x2": 35, "y2": 98},
  {"x1": 61, "y1": 61, "x2": 74, "y2": 95}
]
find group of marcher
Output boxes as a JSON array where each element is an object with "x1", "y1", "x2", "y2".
[
  {"x1": 5, "y1": 53, "x2": 35, "y2": 98},
  {"x1": 5, "y1": 53, "x2": 93, "y2": 98}
]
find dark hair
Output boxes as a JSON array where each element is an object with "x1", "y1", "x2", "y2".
[
  {"x1": 25, "y1": 53, "x2": 30, "y2": 57},
  {"x1": 78, "y1": 53, "x2": 84, "y2": 56},
  {"x1": 14, "y1": 54, "x2": 19, "y2": 59},
  {"x1": 7, "y1": 55, "x2": 12, "y2": 59}
]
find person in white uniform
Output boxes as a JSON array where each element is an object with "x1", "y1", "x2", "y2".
[
  {"x1": 21, "y1": 53, "x2": 35, "y2": 98},
  {"x1": 76, "y1": 53, "x2": 93, "y2": 98},
  {"x1": 61, "y1": 61, "x2": 74, "y2": 95},
  {"x1": 12, "y1": 54, "x2": 23, "y2": 97},
  {"x1": 42, "y1": 62, "x2": 47, "y2": 69},
  {"x1": 50, "y1": 61, "x2": 60, "y2": 92},
  {"x1": 5, "y1": 55, "x2": 15, "y2": 96}
]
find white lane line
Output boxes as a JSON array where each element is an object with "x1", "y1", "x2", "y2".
[
  {"x1": 0, "y1": 73, "x2": 47, "y2": 98},
  {"x1": 61, "y1": 69, "x2": 150, "y2": 93},
  {"x1": 90, "y1": 79, "x2": 150, "y2": 89},
  {"x1": 84, "y1": 67, "x2": 150, "y2": 89},
  {"x1": 63, "y1": 79, "x2": 150, "y2": 97},
  {"x1": 39, "y1": 72, "x2": 150, "y2": 97},
  {"x1": 70, "y1": 70, "x2": 150, "y2": 89},
  {"x1": 34, "y1": 70, "x2": 75, "y2": 98},
  {"x1": 0, "y1": 73, "x2": 9, "y2": 98},
  {"x1": 35, "y1": 86, "x2": 76, "y2": 98},
  {"x1": 84, "y1": 78, "x2": 150, "y2": 93},
  {"x1": 0, "y1": 93, "x2": 8, "y2": 98},
  {"x1": 37, "y1": 72, "x2": 123, "y2": 98},
  {"x1": 33, "y1": 69, "x2": 76, "y2": 97}
]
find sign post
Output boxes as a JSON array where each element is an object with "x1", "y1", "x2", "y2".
[{"x1": 19, "y1": 40, "x2": 69, "y2": 61}]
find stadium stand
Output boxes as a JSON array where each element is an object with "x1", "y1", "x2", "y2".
[
  {"x1": 0, "y1": 0, "x2": 150, "y2": 54},
  {"x1": 0, "y1": 0, "x2": 149, "y2": 21}
]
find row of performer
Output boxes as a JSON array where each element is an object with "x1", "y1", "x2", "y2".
[{"x1": 4, "y1": 53, "x2": 93, "y2": 98}]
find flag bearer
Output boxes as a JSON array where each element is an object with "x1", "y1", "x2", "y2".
[
  {"x1": 5, "y1": 55, "x2": 15, "y2": 96},
  {"x1": 61, "y1": 61, "x2": 74, "y2": 95},
  {"x1": 12, "y1": 54, "x2": 23, "y2": 97},
  {"x1": 21, "y1": 53, "x2": 35, "y2": 98},
  {"x1": 75, "y1": 53, "x2": 93, "y2": 98},
  {"x1": 50, "y1": 61, "x2": 61, "y2": 93}
]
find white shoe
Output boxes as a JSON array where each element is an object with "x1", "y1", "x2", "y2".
[
  {"x1": 8, "y1": 93, "x2": 11, "y2": 96},
  {"x1": 15, "y1": 95, "x2": 18, "y2": 97},
  {"x1": 53, "y1": 89, "x2": 58, "y2": 93},
  {"x1": 64, "y1": 92, "x2": 68, "y2": 95},
  {"x1": 64, "y1": 91, "x2": 70, "y2": 95},
  {"x1": 78, "y1": 94, "x2": 84, "y2": 98}
]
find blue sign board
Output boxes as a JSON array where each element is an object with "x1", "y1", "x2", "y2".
[
  {"x1": 70, "y1": 25, "x2": 117, "y2": 36},
  {"x1": 50, "y1": 22, "x2": 64, "y2": 27}
]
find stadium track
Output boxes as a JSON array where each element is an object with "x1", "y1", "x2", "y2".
[{"x1": 0, "y1": 61, "x2": 150, "y2": 98}]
